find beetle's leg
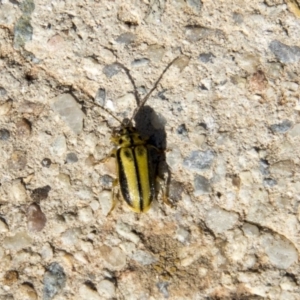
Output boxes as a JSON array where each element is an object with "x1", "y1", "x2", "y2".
[
  {"x1": 156, "y1": 175, "x2": 173, "y2": 207},
  {"x1": 106, "y1": 178, "x2": 119, "y2": 216},
  {"x1": 98, "y1": 149, "x2": 116, "y2": 164}
]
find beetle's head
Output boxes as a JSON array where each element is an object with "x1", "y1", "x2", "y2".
[{"x1": 111, "y1": 118, "x2": 145, "y2": 147}]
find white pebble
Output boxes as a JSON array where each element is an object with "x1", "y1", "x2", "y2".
[
  {"x1": 261, "y1": 234, "x2": 298, "y2": 269},
  {"x1": 288, "y1": 123, "x2": 300, "y2": 137},
  {"x1": 131, "y1": 250, "x2": 157, "y2": 265},
  {"x1": 51, "y1": 93, "x2": 84, "y2": 134},
  {"x1": 10, "y1": 179, "x2": 28, "y2": 203},
  {"x1": 205, "y1": 207, "x2": 238, "y2": 234},
  {"x1": 41, "y1": 243, "x2": 53, "y2": 260},
  {"x1": 78, "y1": 284, "x2": 101, "y2": 300},
  {"x1": 116, "y1": 221, "x2": 140, "y2": 244},
  {"x1": 99, "y1": 245, "x2": 126, "y2": 270},
  {"x1": 97, "y1": 280, "x2": 116, "y2": 298},
  {"x1": 0, "y1": 219, "x2": 8, "y2": 232},
  {"x1": 99, "y1": 190, "x2": 113, "y2": 216},
  {"x1": 51, "y1": 135, "x2": 67, "y2": 156},
  {"x1": 78, "y1": 206, "x2": 94, "y2": 223},
  {"x1": 61, "y1": 228, "x2": 81, "y2": 247},
  {"x1": 3, "y1": 231, "x2": 33, "y2": 251},
  {"x1": 176, "y1": 227, "x2": 190, "y2": 243}
]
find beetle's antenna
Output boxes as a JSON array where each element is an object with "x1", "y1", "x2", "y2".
[
  {"x1": 129, "y1": 56, "x2": 180, "y2": 123},
  {"x1": 92, "y1": 100, "x2": 123, "y2": 124},
  {"x1": 114, "y1": 62, "x2": 141, "y2": 106},
  {"x1": 101, "y1": 106, "x2": 123, "y2": 124}
]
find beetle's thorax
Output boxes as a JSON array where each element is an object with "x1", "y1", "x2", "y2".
[{"x1": 111, "y1": 124, "x2": 146, "y2": 148}]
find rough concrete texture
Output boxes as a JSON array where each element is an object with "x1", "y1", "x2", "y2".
[{"x1": 1, "y1": 0, "x2": 300, "y2": 299}]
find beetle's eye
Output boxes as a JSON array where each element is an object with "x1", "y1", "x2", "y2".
[{"x1": 119, "y1": 138, "x2": 123, "y2": 144}]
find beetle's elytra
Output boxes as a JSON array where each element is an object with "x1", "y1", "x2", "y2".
[{"x1": 101, "y1": 58, "x2": 179, "y2": 213}]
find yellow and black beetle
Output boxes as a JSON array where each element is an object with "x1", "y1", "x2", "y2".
[{"x1": 100, "y1": 57, "x2": 178, "y2": 213}]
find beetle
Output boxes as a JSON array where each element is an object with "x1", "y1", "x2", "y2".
[{"x1": 100, "y1": 57, "x2": 179, "y2": 213}]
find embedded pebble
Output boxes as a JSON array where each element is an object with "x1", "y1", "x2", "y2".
[
  {"x1": 187, "y1": 0, "x2": 202, "y2": 11},
  {"x1": 177, "y1": 124, "x2": 188, "y2": 136},
  {"x1": 17, "y1": 100, "x2": 43, "y2": 115},
  {"x1": 131, "y1": 58, "x2": 149, "y2": 67},
  {"x1": 147, "y1": 44, "x2": 165, "y2": 62},
  {"x1": 99, "y1": 245, "x2": 127, "y2": 270},
  {"x1": 17, "y1": 283, "x2": 37, "y2": 300},
  {"x1": 263, "y1": 178, "x2": 277, "y2": 187},
  {"x1": 65, "y1": 152, "x2": 78, "y2": 163},
  {"x1": 99, "y1": 174, "x2": 114, "y2": 189},
  {"x1": 78, "y1": 206, "x2": 94, "y2": 223},
  {"x1": 225, "y1": 230, "x2": 248, "y2": 262},
  {"x1": 178, "y1": 244, "x2": 202, "y2": 267},
  {"x1": 232, "y1": 12, "x2": 243, "y2": 23},
  {"x1": 9, "y1": 179, "x2": 28, "y2": 203},
  {"x1": 20, "y1": 0, "x2": 35, "y2": 16},
  {"x1": 99, "y1": 190, "x2": 113, "y2": 216},
  {"x1": 269, "y1": 40, "x2": 300, "y2": 63},
  {"x1": 61, "y1": 228, "x2": 81, "y2": 247},
  {"x1": 205, "y1": 207, "x2": 239, "y2": 234},
  {"x1": 166, "y1": 147, "x2": 182, "y2": 172},
  {"x1": 41, "y1": 158, "x2": 52, "y2": 168},
  {"x1": 176, "y1": 227, "x2": 190, "y2": 243},
  {"x1": 183, "y1": 150, "x2": 215, "y2": 171},
  {"x1": 103, "y1": 63, "x2": 121, "y2": 78},
  {"x1": 194, "y1": 175, "x2": 211, "y2": 196},
  {"x1": 0, "y1": 3, "x2": 17, "y2": 25},
  {"x1": 0, "y1": 218, "x2": 8, "y2": 232},
  {"x1": 269, "y1": 160, "x2": 294, "y2": 177},
  {"x1": 259, "y1": 159, "x2": 270, "y2": 176},
  {"x1": 261, "y1": 234, "x2": 298, "y2": 269},
  {"x1": 288, "y1": 123, "x2": 300, "y2": 137},
  {"x1": 115, "y1": 32, "x2": 136, "y2": 44},
  {"x1": 95, "y1": 88, "x2": 106, "y2": 107},
  {"x1": 27, "y1": 203, "x2": 47, "y2": 232},
  {"x1": 0, "y1": 128, "x2": 10, "y2": 140},
  {"x1": 97, "y1": 279, "x2": 116, "y2": 298},
  {"x1": 8, "y1": 151, "x2": 27, "y2": 170},
  {"x1": 116, "y1": 221, "x2": 140, "y2": 244},
  {"x1": 0, "y1": 87, "x2": 7, "y2": 97},
  {"x1": 51, "y1": 135, "x2": 67, "y2": 156},
  {"x1": 270, "y1": 120, "x2": 293, "y2": 133},
  {"x1": 78, "y1": 284, "x2": 101, "y2": 300},
  {"x1": 174, "y1": 55, "x2": 190, "y2": 71},
  {"x1": 43, "y1": 262, "x2": 66, "y2": 300},
  {"x1": 75, "y1": 186, "x2": 93, "y2": 200},
  {"x1": 199, "y1": 52, "x2": 215, "y2": 63},
  {"x1": 31, "y1": 185, "x2": 51, "y2": 201},
  {"x1": 41, "y1": 243, "x2": 54, "y2": 260},
  {"x1": 16, "y1": 118, "x2": 31, "y2": 137},
  {"x1": 51, "y1": 94, "x2": 84, "y2": 134},
  {"x1": 168, "y1": 180, "x2": 184, "y2": 202},
  {"x1": 242, "y1": 223, "x2": 259, "y2": 236},
  {"x1": 3, "y1": 231, "x2": 33, "y2": 251},
  {"x1": 57, "y1": 173, "x2": 71, "y2": 186},
  {"x1": 14, "y1": 16, "x2": 33, "y2": 49},
  {"x1": 0, "y1": 100, "x2": 12, "y2": 115},
  {"x1": 131, "y1": 250, "x2": 157, "y2": 265},
  {"x1": 3, "y1": 270, "x2": 19, "y2": 285},
  {"x1": 185, "y1": 26, "x2": 214, "y2": 42},
  {"x1": 157, "y1": 282, "x2": 169, "y2": 298}
]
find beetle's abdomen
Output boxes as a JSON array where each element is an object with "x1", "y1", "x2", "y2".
[{"x1": 117, "y1": 145, "x2": 155, "y2": 212}]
